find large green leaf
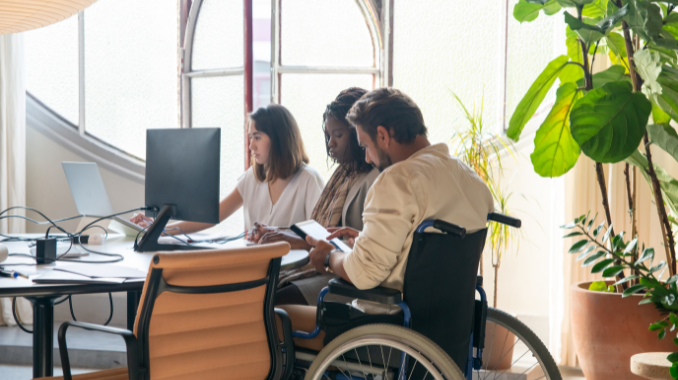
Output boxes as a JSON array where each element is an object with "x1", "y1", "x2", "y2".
[
  {"x1": 531, "y1": 83, "x2": 582, "y2": 177},
  {"x1": 625, "y1": 0, "x2": 664, "y2": 42},
  {"x1": 648, "y1": 124, "x2": 678, "y2": 163},
  {"x1": 605, "y1": 32, "x2": 627, "y2": 59},
  {"x1": 557, "y1": 0, "x2": 596, "y2": 7},
  {"x1": 544, "y1": 0, "x2": 563, "y2": 15},
  {"x1": 583, "y1": 0, "x2": 608, "y2": 18},
  {"x1": 508, "y1": 55, "x2": 571, "y2": 141},
  {"x1": 570, "y1": 81, "x2": 651, "y2": 163},
  {"x1": 650, "y1": 65, "x2": 678, "y2": 123},
  {"x1": 515, "y1": 0, "x2": 544, "y2": 22},
  {"x1": 564, "y1": 6, "x2": 628, "y2": 44},
  {"x1": 564, "y1": 12, "x2": 605, "y2": 43},
  {"x1": 626, "y1": 150, "x2": 678, "y2": 216},
  {"x1": 575, "y1": 65, "x2": 629, "y2": 89},
  {"x1": 652, "y1": 100, "x2": 672, "y2": 124}
]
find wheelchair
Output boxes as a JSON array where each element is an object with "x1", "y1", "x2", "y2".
[{"x1": 276, "y1": 213, "x2": 561, "y2": 380}]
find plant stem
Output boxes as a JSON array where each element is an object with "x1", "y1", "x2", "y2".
[
  {"x1": 644, "y1": 135, "x2": 677, "y2": 276},
  {"x1": 618, "y1": 14, "x2": 678, "y2": 276},
  {"x1": 494, "y1": 261, "x2": 499, "y2": 309},
  {"x1": 625, "y1": 163, "x2": 639, "y2": 284}
]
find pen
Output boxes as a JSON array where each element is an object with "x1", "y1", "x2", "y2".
[{"x1": 0, "y1": 269, "x2": 18, "y2": 278}]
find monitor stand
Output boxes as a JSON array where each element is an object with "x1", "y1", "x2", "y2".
[{"x1": 134, "y1": 205, "x2": 208, "y2": 252}]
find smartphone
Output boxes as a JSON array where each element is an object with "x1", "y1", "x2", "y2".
[{"x1": 291, "y1": 220, "x2": 352, "y2": 252}]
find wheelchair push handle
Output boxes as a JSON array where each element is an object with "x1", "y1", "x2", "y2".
[
  {"x1": 433, "y1": 220, "x2": 466, "y2": 239},
  {"x1": 487, "y1": 212, "x2": 521, "y2": 228}
]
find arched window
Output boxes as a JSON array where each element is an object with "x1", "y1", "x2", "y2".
[{"x1": 272, "y1": 0, "x2": 382, "y2": 180}]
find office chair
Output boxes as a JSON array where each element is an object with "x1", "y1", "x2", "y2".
[{"x1": 35, "y1": 241, "x2": 291, "y2": 380}]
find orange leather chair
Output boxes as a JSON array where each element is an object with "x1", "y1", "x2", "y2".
[{"x1": 34, "y1": 242, "x2": 294, "y2": 380}]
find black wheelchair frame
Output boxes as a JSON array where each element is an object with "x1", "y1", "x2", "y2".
[{"x1": 290, "y1": 212, "x2": 521, "y2": 380}]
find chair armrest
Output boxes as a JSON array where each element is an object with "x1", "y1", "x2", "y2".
[
  {"x1": 328, "y1": 278, "x2": 402, "y2": 305},
  {"x1": 58, "y1": 321, "x2": 140, "y2": 380}
]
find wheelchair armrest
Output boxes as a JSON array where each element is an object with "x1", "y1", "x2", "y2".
[
  {"x1": 328, "y1": 278, "x2": 402, "y2": 305},
  {"x1": 58, "y1": 321, "x2": 140, "y2": 380}
]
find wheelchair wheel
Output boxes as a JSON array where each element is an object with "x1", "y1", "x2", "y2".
[
  {"x1": 481, "y1": 308, "x2": 561, "y2": 380},
  {"x1": 305, "y1": 324, "x2": 465, "y2": 380}
]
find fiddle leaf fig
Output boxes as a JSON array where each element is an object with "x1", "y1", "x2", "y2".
[
  {"x1": 570, "y1": 81, "x2": 651, "y2": 163},
  {"x1": 564, "y1": 5, "x2": 628, "y2": 44},
  {"x1": 635, "y1": 50, "x2": 663, "y2": 96},
  {"x1": 575, "y1": 64, "x2": 629, "y2": 89},
  {"x1": 531, "y1": 83, "x2": 582, "y2": 177},
  {"x1": 625, "y1": 0, "x2": 664, "y2": 42},
  {"x1": 508, "y1": 55, "x2": 571, "y2": 141},
  {"x1": 515, "y1": 0, "x2": 545, "y2": 22},
  {"x1": 648, "y1": 124, "x2": 678, "y2": 164},
  {"x1": 583, "y1": 0, "x2": 607, "y2": 18}
]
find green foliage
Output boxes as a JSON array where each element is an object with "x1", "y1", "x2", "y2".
[
  {"x1": 569, "y1": 81, "x2": 651, "y2": 163},
  {"x1": 449, "y1": 93, "x2": 520, "y2": 276},
  {"x1": 589, "y1": 280, "x2": 615, "y2": 292},
  {"x1": 648, "y1": 124, "x2": 678, "y2": 163},
  {"x1": 563, "y1": 215, "x2": 678, "y2": 374},
  {"x1": 515, "y1": 0, "x2": 545, "y2": 22},
  {"x1": 575, "y1": 65, "x2": 629, "y2": 88},
  {"x1": 507, "y1": 55, "x2": 571, "y2": 141},
  {"x1": 531, "y1": 83, "x2": 582, "y2": 177}
]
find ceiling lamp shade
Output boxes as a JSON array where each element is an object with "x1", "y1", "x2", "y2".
[{"x1": 0, "y1": 0, "x2": 97, "y2": 35}]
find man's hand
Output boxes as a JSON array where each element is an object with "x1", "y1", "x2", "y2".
[
  {"x1": 306, "y1": 236, "x2": 335, "y2": 273},
  {"x1": 327, "y1": 227, "x2": 360, "y2": 247},
  {"x1": 260, "y1": 229, "x2": 312, "y2": 250}
]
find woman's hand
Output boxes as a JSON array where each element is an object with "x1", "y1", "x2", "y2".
[
  {"x1": 327, "y1": 227, "x2": 360, "y2": 247},
  {"x1": 260, "y1": 229, "x2": 312, "y2": 250},
  {"x1": 306, "y1": 236, "x2": 335, "y2": 273},
  {"x1": 130, "y1": 213, "x2": 154, "y2": 228},
  {"x1": 248, "y1": 222, "x2": 275, "y2": 243}
]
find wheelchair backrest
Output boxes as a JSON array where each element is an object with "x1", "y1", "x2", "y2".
[
  {"x1": 403, "y1": 226, "x2": 488, "y2": 371},
  {"x1": 133, "y1": 242, "x2": 289, "y2": 380}
]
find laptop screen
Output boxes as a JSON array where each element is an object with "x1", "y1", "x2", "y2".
[{"x1": 62, "y1": 162, "x2": 115, "y2": 217}]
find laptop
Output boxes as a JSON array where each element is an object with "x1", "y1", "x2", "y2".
[{"x1": 62, "y1": 162, "x2": 143, "y2": 236}]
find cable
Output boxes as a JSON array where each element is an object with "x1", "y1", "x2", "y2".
[
  {"x1": 12, "y1": 298, "x2": 32, "y2": 334},
  {"x1": 69, "y1": 293, "x2": 114, "y2": 326}
]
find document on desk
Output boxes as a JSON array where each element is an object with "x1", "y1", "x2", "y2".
[
  {"x1": 33, "y1": 271, "x2": 126, "y2": 284},
  {"x1": 54, "y1": 264, "x2": 147, "y2": 279}
]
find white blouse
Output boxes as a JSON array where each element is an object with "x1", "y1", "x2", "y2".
[{"x1": 236, "y1": 165, "x2": 325, "y2": 230}]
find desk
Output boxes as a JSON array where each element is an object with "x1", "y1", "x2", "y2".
[{"x1": 0, "y1": 234, "x2": 309, "y2": 378}]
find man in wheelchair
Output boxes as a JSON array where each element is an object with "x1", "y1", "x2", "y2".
[{"x1": 276, "y1": 87, "x2": 495, "y2": 379}]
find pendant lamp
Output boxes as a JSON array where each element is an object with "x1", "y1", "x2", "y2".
[{"x1": 0, "y1": 0, "x2": 97, "y2": 35}]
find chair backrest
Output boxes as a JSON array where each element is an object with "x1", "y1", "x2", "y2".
[
  {"x1": 403, "y1": 227, "x2": 487, "y2": 370},
  {"x1": 133, "y1": 241, "x2": 290, "y2": 380}
]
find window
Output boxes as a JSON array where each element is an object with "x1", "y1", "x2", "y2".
[
  {"x1": 25, "y1": 0, "x2": 179, "y2": 160},
  {"x1": 272, "y1": 0, "x2": 382, "y2": 181},
  {"x1": 393, "y1": 0, "x2": 559, "y2": 142}
]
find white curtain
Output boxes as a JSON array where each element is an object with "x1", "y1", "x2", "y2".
[{"x1": 0, "y1": 32, "x2": 32, "y2": 326}]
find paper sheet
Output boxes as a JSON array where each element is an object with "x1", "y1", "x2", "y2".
[{"x1": 54, "y1": 264, "x2": 147, "y2": 279}]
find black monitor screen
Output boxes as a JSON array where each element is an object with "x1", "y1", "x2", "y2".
[{"x1": 144, "y1": 128, "x2": 220, "y2": 224}]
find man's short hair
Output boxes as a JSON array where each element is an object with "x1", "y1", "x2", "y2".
[{"x1": 346, "y1": 87, "x2": 427, "y2": 144}]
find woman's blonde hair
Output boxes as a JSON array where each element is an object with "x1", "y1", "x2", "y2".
[{"x1": 249, "y1": 104, "x2": 309, "y2": 182}]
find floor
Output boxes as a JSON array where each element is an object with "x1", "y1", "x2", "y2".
[{"x1": 0, "y1": 365, "x2": 93, "y2": 379}]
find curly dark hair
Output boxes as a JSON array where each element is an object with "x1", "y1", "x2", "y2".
[{"x1": 323, "y1": 87, "x2": 372, "y2": 174}]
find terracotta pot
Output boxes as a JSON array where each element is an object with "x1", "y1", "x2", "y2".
[
  {"x1": 571, "y1": 281, "x2": 676, "y2": 380},
  {"x1": 482, "y1": 321, "x2": 515, "y2": 370}
]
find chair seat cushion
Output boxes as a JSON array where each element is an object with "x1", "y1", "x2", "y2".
[
  {"x1": 276, "y1": 304, "x2": 325, "y2": 352},
  {"x1": 34, "y1": 367, "x2": 128, "y2": 380}
]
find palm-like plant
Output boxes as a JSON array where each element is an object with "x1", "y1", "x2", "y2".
[{"x1": 451, "y1": 93, "x2": 521, "y2": 308}]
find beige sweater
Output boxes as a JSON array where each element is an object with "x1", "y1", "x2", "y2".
[{"x1": 343, "y1": 143, "x2": 494, "y2": 291}]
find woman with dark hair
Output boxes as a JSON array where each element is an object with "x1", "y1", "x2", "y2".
[
  {"x1": 130, "y1": 104, "x2": 325, "y2": 233},
  {"x1": 249, "y1": 87, "x2": 380, "y2": 306}
]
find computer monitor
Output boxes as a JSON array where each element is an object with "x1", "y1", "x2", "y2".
[{"x1": 135, "y1": 128, "x2": 221, "y2": 252}]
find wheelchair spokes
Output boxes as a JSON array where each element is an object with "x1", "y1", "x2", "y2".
[
  {"x1": 473, "y1": 309, "x2": 559, "y2": 380},
  {"x1": 305, "y1": 325, "x2": 465, "y2": 380}
]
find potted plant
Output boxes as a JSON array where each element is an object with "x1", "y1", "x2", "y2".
[
  {"x1": 509, "y1": 0, "x2": 678, "y2": 378},
  {"x1": 451, "y1": 94, "x2": 520, "y2": 370}
]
